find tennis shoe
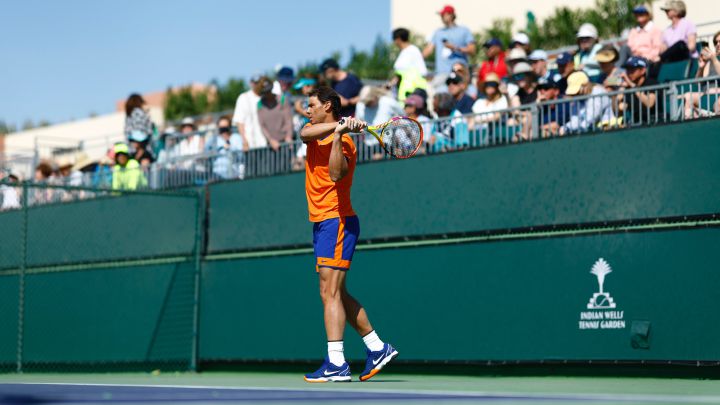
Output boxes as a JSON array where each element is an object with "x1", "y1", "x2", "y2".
[
  {"x1": 359, "y1": 343, "x2": 399, "y2": 381},
  {"x1": 304, "y1": 358, "x2": 351, "y2": 383}
]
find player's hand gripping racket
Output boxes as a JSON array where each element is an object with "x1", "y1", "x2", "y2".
[{"x1": 339, "y1": 116, "x2": 423, "y2": 159}]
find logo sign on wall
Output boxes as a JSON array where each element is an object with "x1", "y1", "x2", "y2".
[{"x1": 578, "y1": 258, "x2": 625, "y2": 330}]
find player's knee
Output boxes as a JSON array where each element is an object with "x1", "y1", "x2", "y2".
[{"x1": 319, "y1": 284, "x2": 341, "y2": 303}]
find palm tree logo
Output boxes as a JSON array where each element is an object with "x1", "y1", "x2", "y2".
[{"x1": 587, "y1": 258, "x2": 617, "y2": 309}]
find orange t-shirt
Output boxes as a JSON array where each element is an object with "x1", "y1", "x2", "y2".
[{"x1": 305, "y1": 131, "x2": 357, "y2": 222}]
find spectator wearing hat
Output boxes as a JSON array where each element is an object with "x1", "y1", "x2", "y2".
[
  {"x1": 478, "y1": 38, "x2": 508, "y2": 83},
  {"x1": 392, "y1": 28, "x2": 428, "y2": 77},
  {"x1": 319, "y1": 58, "x2": 363, "y2": 117},
  {"x1": 446, "y1": 72, "x2": 474, "y2": 114},
  {"x1": 472, "y1": 73, "x2": 508, "y2": 128},
  {"x1": 422, "y1": 5, "x2": 476, "y2": 91},
  {"x1": 659, "y1": 0, "x2": 697, "y2": 61},
  {"x1": 233, "y1": 75, "x2": 270, "y2": 151},
  {"x1": 510, "y1": 32, "x2": 532, "y2": 55},
  {"x1": 501, "y1": 47, "x2": 529, "y2": 99},
  {"x1": 112, "y1": 143, "x2": 146, "y2": 191},
  {"x1": 555, "y1": 52, "x2": 576, "y2": 95},
  {"x1": 293, "y1": 77, "x2": 318, "y2": 128},
  {"x1": 627, "y1": 4, "x2": 663, "y2": 63},
  {"x1": 273, "y1": 66, "x2": 295, "y2": 102},
  {"x1": 596, "y1": 45, "x2": 624, "y2": 88},
  {"x1": 536, "y1": 76, "x2": 571, "y2": 137},
  {"x1": 429, "y1": 92, "x2": 456, "y2": 150},
  {"x1": 574, "y1": 23, "x2": 603, "y2": 79},
  {"x1": 560, "y1": 71, "x2": 615, "y2": 135},
  {"x1": 123, "y1": 93, "x2": 155, "y2": 146},
  {"x1": 403, "y1": 94, "x2": 431, "y2": 131},
  {"x1": 617, "y1": 56, "x2": 664, "y2": 125},
  {"x1": 258, "y1": 80, "x2": 294, "y2": 152},
  {"x1": 205, "y1": 115, "x2": 244, "y2": 179},
  {"x1": 510, "y1": 62, "x2": 538, "y2": 107},
  {"x1": 176, "y1": 117, "x2": 204, "y2": 163},
  {"x1": 451, "y1": 61, "x2": 476, "y2": 99},
  {"x1": 529, "y1": 50, "x2": 551, "y2": 82}
]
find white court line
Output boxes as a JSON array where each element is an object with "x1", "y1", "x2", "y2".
[{"x1": 4, "y1": 382, "x2": 720, "y2": 403}]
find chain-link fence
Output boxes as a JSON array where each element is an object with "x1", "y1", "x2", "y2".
[{"x1": 0, "y1": 182, "x2": 204, "y2": 373}]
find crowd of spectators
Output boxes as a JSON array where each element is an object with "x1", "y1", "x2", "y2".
[{"x1": 2, "y1": 1, "x2": 718, "y2": 197}]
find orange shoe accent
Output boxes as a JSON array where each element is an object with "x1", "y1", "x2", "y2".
[
  {"x1": 359, "y1": 368, "x2": 380, "y2": 382},
  {"x1": 304, "y1": 377, "x2": 328, "y2": 383}
]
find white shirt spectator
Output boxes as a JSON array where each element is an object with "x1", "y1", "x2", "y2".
[
  {"x1": 356, "y1": 95, "x2": 403, "y2": 146},
  {"x1": 472, "y1": 95, "x2": 508, "y2": 115},
  {"x1": 562, "y1": 85, "x2": 615, "y2": 133},
  {"x1": 394, "y1": 44, "x2": 428, "y2": 76},
  {"x1": 0, "y1": 185, "x2": 20, "y2": 210},
  {"x1": 232, "y1": 90, "x2": 267, "y2": 149}
]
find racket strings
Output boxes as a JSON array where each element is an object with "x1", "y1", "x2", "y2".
[{"x1": 380, "y1": 119, "x2": 422, "y2": 158}]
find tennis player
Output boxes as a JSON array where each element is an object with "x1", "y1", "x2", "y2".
[{"x1": 300, "y1": 86, "x2": 398, "y2": 383}]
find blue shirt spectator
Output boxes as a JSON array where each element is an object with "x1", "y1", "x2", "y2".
[
  {"x1": 446, "y1": 72, "x2": 474, "y2": 114},
  {"x1": 319, "y1": 58, "x2": 363, "y2": 117},
  {"x1": 423, "y1": 5, "x2": 476, "y2": 75},
  {"x1": 205, "y1": 116, "x2": 244, "y2": 179}
]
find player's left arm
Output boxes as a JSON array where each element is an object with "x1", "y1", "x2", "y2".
[{"x1": 300, "y1": 122, "x2": 338, "y2": 143}]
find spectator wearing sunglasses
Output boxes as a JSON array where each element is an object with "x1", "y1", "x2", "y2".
[{"x1": 206, "y1": 115, "x2": 244, "y2": 179}]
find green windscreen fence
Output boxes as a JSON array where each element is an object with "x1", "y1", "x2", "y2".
[
  {"x1": 207, "y1": 119, "x2": 720, "y2": 252},
  {"x1": 0, "y1": 184, "x2": 203, "y2": 372}
]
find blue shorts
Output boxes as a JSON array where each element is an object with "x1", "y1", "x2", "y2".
[{"x1": 312, "y1": 216, "x2": 360, "y2": 271}]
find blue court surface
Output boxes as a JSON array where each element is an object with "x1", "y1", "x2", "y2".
[{"x1": 1, "y1": 373, "x2": 720, "y2": 404}]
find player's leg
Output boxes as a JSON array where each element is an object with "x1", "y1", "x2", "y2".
[
  {"x1": 340, "y1": 282, "x2": 373, "y2": 336},
  {"x1": 305, "y1": 218, "x2": 351, "y2": 383}
]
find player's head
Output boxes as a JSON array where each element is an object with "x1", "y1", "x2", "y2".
[{"x1": 307, "y1": 86, "x2": 341, "y2": 123}]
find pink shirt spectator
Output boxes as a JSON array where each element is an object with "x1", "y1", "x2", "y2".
[
  {"x1": 627, "y1": 21, "x2": 663, "y2": 62},
  {"x1": 662, "y1": 18, "x2": 698, "y2": 57}
]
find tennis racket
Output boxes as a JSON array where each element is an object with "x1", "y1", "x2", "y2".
[{"x1": 340, "y1": 116, "x2": 423, "y2": 159}]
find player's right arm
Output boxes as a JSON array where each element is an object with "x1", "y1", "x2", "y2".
[{"x1": 300, "y1": 122, "x2": 338, "y2": 143}]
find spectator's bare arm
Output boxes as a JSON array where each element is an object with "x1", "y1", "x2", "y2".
[
  {"x1": 422, "y1": 43, "x2": 435, "y2": 59},
  {"x1": 236, "y1": 122, "x2": 250, "y2": 151}
]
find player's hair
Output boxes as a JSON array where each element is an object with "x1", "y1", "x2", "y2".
[
  {"x1": 125, "y1": 93, "x2": 145, "y2": 117},
  {"x1": 392, "y1": 28, "x2": 410, "y2": 42},
  {"x1": 309, "y1": 86, "x2": 341, "y2": 120}
]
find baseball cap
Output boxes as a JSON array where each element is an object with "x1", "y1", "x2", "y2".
[
  {"x1": 113, "y1": 143, "x2": 130, "y2": 155},
  {"x1": 556, "y1": 52, "x2": 573, "y2": 65},
  {"x1": 483, "y1": 38, "x2": 503, "y2": 48},
  {"x1": 276, "y1": 66, "x2": 295, "y2": 83},
  {"x1": 319, "y1": 58, "x2": 340, "y2": 73},
  {"x1": 507, "y1": 48, "x2": 527, "y2": 62},
  {"x1": 565, "y1": 71, "x2": 590, "y2": 95},
  {"x1": 445, "y1": 71, "x2": 464, "y2": 85},
  {"x1": 292, "y1": 77, "x2": 317, "y2": 90},
  {"x1": 180, "y1": 117, "x2": 195, "y2": 128},
  {"x1": 537, "y1": 76, "x2": 560, "y2": 90},
  {"x1": 632, "y1": 5, "x2": 650, "y2": 13},
  {"x1": 528, "y1": 50, "x2": 548, "y2": 61},
  {"x1": 438, "y1": 5, "x2": 455, "y2": 14},
  {"x1": 404, "y1": 94, "x2": 425, "y2": 109},
  {"x1": 511, "y1": 32, "x2": 530, "y2": 46},
  {"x1": 576, "y1": 23, "x2": 598, "y2": 39},
  {"x1": 512, "y1": 62, "x2": 533, "y2": 76},
  {"x1": 624, "y1": 56, "x2": 649, "y2": 68}
]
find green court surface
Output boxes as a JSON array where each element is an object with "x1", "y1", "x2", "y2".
[{"x1": 1, "y1": 371, "x2": 719, "y2": 404}]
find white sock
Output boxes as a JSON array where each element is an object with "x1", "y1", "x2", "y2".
[
  {"x1": 327, "y1": 341, "x2": 345, "y2": 366},
  {"x1": 362, "y1": 330, "x2": 385, "y2": 352}
]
